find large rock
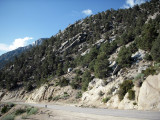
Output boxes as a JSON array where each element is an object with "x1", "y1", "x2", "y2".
[
  {"x1": 27, "y1": 85, "x2": 48, "y2": 103},
  {"x1": 132, "y1": 49, "x2": 146, "y2": 61},
  {"x1": 138, "y1": 74, "x2": 160, "y2": 110},
  {"x1": 82, "y1": 78, "x2": 105, "y2": 106},
  {"x1": 81, "y1": 77, "x2": 123, "y2": 108},
  {"x1": 106, "y1": 95, "x2": 120, "y2": 109}
]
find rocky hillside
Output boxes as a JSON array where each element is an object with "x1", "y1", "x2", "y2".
[
  {"x1": 0, "y1": 38, "x2": 47, "y2": 69},
  {"x1": 0, "y1": 0, "x2": 160, "y2": 110}
]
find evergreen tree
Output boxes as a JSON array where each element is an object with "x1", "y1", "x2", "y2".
[
  {"x1": 116, "y1": 46, "x2": 132, "y2": 67},
  {"x1": 151, "y1": 34, "x2": 160, "y2": 62}
]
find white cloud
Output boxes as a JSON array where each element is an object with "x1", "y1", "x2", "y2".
[
  {"x1": 0, "y1": 37, "x2": 33, "y2": 52},
  {"x1": 123, "y1": 0, "x2": 146, "y2": 8},
  {"x1": 0, "y1": 44, "x2": 9, "y2": 51},
  {"x1": 82, "y1": 9, "x2": 93, "y2": 16}
]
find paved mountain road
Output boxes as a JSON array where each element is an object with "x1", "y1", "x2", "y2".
[{"x1": 17, "y1": 102, "x2": 160, "y2": 120}]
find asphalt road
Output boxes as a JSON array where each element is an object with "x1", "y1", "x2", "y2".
[{"x1": 17, "y1": 102, "x2": 160, "y2": 120}]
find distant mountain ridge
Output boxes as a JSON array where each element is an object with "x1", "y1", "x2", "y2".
[{"x1": 0, "y1": 38, "x2": 48, "y2": 69}]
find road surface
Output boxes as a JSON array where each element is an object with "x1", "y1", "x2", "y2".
[{"x1": 16, "y1": 102, "x2": 160, "y2": 120}]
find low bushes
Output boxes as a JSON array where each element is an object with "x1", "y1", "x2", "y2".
[
  {"x1": 2, "y1": 106, "x2": 38, "y2": 120},
  {"x1": 128, "y1": 89, "x2": 135, "y2": 100},
  {"x1": 27, "y1": 107, "x2": 38, "y2": 115},
  {"x1": 2, "y1": 114, "x2": 15, "y2": 120},
  {"x1": 102, "y1": 97, "x2": 111, "y2": 103},
  {"x1": 133, "y1": 73, "x2": 145, "y2": 87},
  {"x1": 76, "y1": 91, "x2": 82, "y2": 99},
  {"x1": 15, "y1": 109, "x2": 26, "y2": 115},
  {"x1": 118, "y1": 80, "x2": 134, "y2": 101},
  {"x1": 142, "y1": 67, "x2": 156, "y2": 76}
]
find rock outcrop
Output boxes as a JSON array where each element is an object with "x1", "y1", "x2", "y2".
[
  {"x1": 0, "y1": 89, "x2": 27, "y2": 102},
  {"x1": 138, "y1": 73, "x2": 160, "y2": 110}
]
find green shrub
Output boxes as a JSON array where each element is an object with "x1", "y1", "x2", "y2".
[
  {"x1": 62, "y1": 92, "x2": 69, "y2": 99},
  {"x1": 27, "y1": 107, "x2": 38, "y2": 115},
  {"x1": 7, "y1": 103, "x2": 15, "y2": 108},
  {"x1": 133, "y1": 73, "x2": 144, "y2": 87},
  {"x1": 102, "y1": 97, "x2": 111, "y2": 103},
  {"x1": 70, "y1": 75, "x2": 82, "y2": 89},
  {"x1": 128, "y1": 42, "x2": 138, "y2": 54},
  {"x1": 82, "y1": 70, "x2": 92, "y2": 91},
  {"x1": 15, "y1": 108, "x2": 26, "y2": 115},
  {"x1": 58, "y1": 77, "x2": 69, "y2": 87},
  {"x1": 134, "y1": 73, "x2": 145, "y2": 81},
  {"x1": 26, "y1": 107, "x2": 32, "y2": 114},
  {"x1": 94, "y1": 57, "x2": 110, "y2": 78},
  {"x1": 133, "y1": 102, "x2": 137, "y2": 105},
  {"x1": 144, "y1": 53, "x2": 152, "y2": 61},
  {"x1": 118, "y1": 80, "x2": 134, "y2": 101},
  {"x1": 75, "y1": 69, "x2": 83, "y2": 75},
  {"x1": 154, "y1": 63, "x2": 160, "y2": 69},
  {"x1": 48, "y1": 96, "x2": 53, "y2": 101},
  {"x1": 2, "y1": 114, "x2": 15, "y2": 120},
  {"x1": 142, "y1": 67, "x2": 156, "y2": 76},
  {"x1": 128, "y1": 89, "x2": 135, "y2": 100},
  {"x1": 98, "y1": 91, "x2": 104, "y2": 96},
  {"x1": 76, "y1": 91, "x2": 82, "y2": 99},
  {"x1": 116, "y1": 46, "x2": 132, "y2": 68},
  {"x1": 25, "y1": 82, "x2": 34, "y2": 92},
  {"x1": 1, "y1": 105, "x2": 9, "y2": 114},
  {"x1": 52, "y1": 95, "x2": 61, "y2": 101},
  {"x1": 151, "y1": 34, "x2": 160, "y2": 62}
]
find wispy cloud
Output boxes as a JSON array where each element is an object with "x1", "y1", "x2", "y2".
[
  {"x1": 123, "y1": 0, "x2": 146, "y2": 8},
  {"x1": 0, "y1": 37, "x2": 33, "y2": 52},
  {"x1": 82, "y1": 9, "x2": 93, "y2": 16}
]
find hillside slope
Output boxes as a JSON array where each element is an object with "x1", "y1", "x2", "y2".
[{"x1": 0, "y1": 0, "x2": 160, "y2": 110}]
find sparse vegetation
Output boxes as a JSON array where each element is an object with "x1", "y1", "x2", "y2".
[
  {"x1": 118, "y1": 80, "x2": 134, "y2": 101},
  {"x1": 15, "y1": 108, "x2": 26, "y2": 115},
  {"x1": 128, "y1": 89, "x2": 135, "y2": 100},
  {"x1": 1, "y1": 105, "x2": 38, "y2": 120},
  {"x1": 52, "y1": 95, "x2": 61, "y2": 101},
  {"x1": 70, "y1": 75, "x2": 82, "y2": 89},
  {"x1": 57, "y1": 77, "x2": 69, "y2": 87},
  {"x1": 102, "y1": 97, "x2": 111, "y2": 103},
  {"x1": 133, "y1": 73, "x2": 145, "y2": 87},
  {"x1": 27, "y1": 107, "x2": 38, "y2": 115},
  {"x1": 1, "y1": 105, "x2": 9, "y2": 114},
  {"x1": 1, "y1": 103, "x2": 15, "y2": 114},
  {"x1": 133, "y1": 102, "x2": 137, "y2": 105},
  {"x1": 62, "y1": 92, "x2": 70, "y2": 99},
  {"x1": 2, "y1": 114, "x2": 15, "y2": 120},
  {"x1": 76, "y1": 91, "x2": 82, "y2": 99},
  {"x1": 48, "y1": 96, "x2": 53, "y2": 101},
  {"x1": 142, "y1": 67, "x2": 156, "y2": 77},
  {"x1": 98, "y1": 91, "x2": 104, "y2": 96},
  {"x1": 144, "y1": 53, "x2": 152, "y2": 61},
  {"x1": 82, "y1": 70, "x2": 92, "y2": 91}
]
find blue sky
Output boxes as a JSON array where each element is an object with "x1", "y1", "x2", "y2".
[{"x1": 0, "y1": 0, "x2": 147, "y2": 55}]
